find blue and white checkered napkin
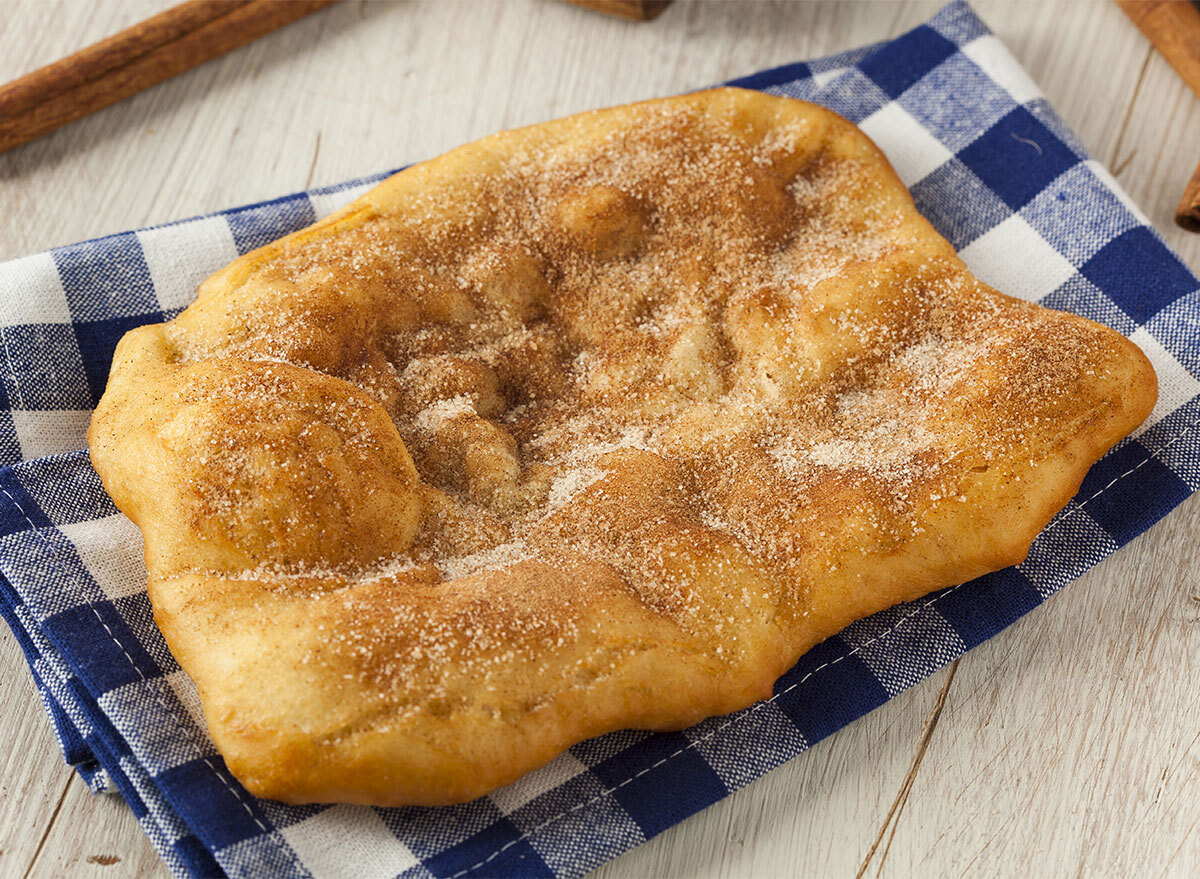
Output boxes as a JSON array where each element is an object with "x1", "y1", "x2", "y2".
[{"x1": 2, "y1": 3, "x2": 1198, "y2": 876}]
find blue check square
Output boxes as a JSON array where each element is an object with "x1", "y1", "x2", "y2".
[
  {"x1": 860, "y1": 26, "x2": 958, "y2": 98},
  {"x1": 74, "y1": 314, "x2": 164, "y2": 405},
  {"x1": 591, "y1": 731, "x2": 729, "y2": 840},
  {"x1": 1076, "y1": 439, "x2": 1192, "y2": 544},
  {"x1": 225, "y1": 196, "x2": 317, "y2": 256},
  {"x1": 934, "y1": 567, "x2": 1041, "y2": 647},
  {"x1": 958, "y1": 105, "x2": 1080, "y2": 209},
  {"x1": 900, "y1": 53, "x2": 1017, "y2": 152},
  {"x1": 53, "y1": 232, "x2": 159, "y2": 322},
  {"x1": 423, "y1": 817, "x2": 552, "y2": 878},
  {"x1": 1082, "y1": 227, "x2": 1199, "y2": 323},
  {"x1": 45, "y1": 601, "x2": 162, "y2": 690},
  {"x1": 771, "y1": 638, "x2": 889, "y2": 742},
  {"x1": 0, "y1": 324, "x2": 91, "y2": 410},
  {"x1": 156, "y1": 759, "x2": 278, "y2": 850}
]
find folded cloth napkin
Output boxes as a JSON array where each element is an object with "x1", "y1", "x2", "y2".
[{"x1": 3, "y1": 3, "x2": 1199, "y2": 877}]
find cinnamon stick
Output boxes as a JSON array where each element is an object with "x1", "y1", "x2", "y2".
[
  {"x1": 1115, "y1": 0, "x2": 1200, "y2": 231},
  {"x1": 1115, "y1": 0, "x2": 1200, "y2": 99},
  {"x1": 0, "y1": 0, "x2": 339, "y2": 155},
  {"x1": 1177, "y1": 159, "x2": 1200, "y2": 233},
  {"x1": 561, "y1": 0, "x2": 672, "y2": 21}
]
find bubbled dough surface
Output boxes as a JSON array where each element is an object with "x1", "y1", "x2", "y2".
[{"x1": 88, "y1": 88, "x2": 1157, "y2": 806}]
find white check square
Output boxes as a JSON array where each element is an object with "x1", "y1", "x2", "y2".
[
  {"x1": 281, "y1": 805, "x2": 419, "y2": 879},
  {"x1": 490, "y1": 750, "x2": 588, "y2": 814},
  {"x1": 164, "y1": 668, "x2": 209, "y2": 736},
  {"x1": 138, "y1": 216, "x2": 239, "y2": 312},
  {"x1": 1086, "y1": 160, "x2": 1151, "y2": 226},
  {"x1": 59, "y1": 513, "x2": 147, "y2": 601},
  {"x1": 10, "y1": 408, "x2": 93, "y2": 458},
  {"x1": 0, "y1": 252, "x2": 73, "y2": 325},
  {"x1": 309, "y1": 182, "x2": 378, "y2": 222},
  {"x1": 859, "y1": 103, "x2": 954, "y2": 185},
  {"x1": 962, "y1": 35, "x2": 1043, "y2": 105},
  {"x1": 958, "y1": 214, "x2": 1077, "y2": 303},
  {"x1": 811, "y1": 66, "x2": 850, "y2": 89},
  {"x1": 1128, "y1": 328, "x2": 1200, "y2": 434}
]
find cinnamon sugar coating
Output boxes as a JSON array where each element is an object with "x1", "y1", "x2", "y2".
[{"x1": 88, "y1": 88, "x2": 1156, "y2": 806}]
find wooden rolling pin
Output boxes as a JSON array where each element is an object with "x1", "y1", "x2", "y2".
[{"x1": 0, "y1": 0, "x2": 340, "y2": 155}]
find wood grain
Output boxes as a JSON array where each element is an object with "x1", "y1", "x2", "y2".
[
  {"x1": 0, "y1": 631, "x2": 75, "y2": 876},
  {"x1": 0, "y1": 0, "x2": 340, "y2": 154},
  {"x1": 25, "y1": 780, "x2": 168, "y2": 879},
  {"x1": 0, "y1": 1, "x2": 1198, "y2": 877}
]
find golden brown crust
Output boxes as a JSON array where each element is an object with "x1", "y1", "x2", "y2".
[{"x1": 87, "y1": 87, "x2": 1156, "y2": 806}]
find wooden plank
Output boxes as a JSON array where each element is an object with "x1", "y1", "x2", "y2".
[
  {"x1": 0, "y1": 3, "x2": 181, "y2": 867},
  {"x1": 593, "y1": 665, "x2": 962, "y2": 879},
  {"x1": 0, "y1": 0, "x2": 1198, "y2": 877},
  {"x1": 25, "y1": 778, "x2": 169, "y2": 879},
  {"x1": 0, "y1": 631, "x2": 74, "y2": 876},
  {"x1": 871, "y1": 494, "x2": 1200, "y2": 876}
]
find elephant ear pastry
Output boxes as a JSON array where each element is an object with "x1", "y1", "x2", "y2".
[{"x1": 88, "y1": 87, "x2": 1156, "y2": 807}]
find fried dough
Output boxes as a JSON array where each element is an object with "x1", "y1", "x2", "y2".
[{"x1": 88, "y1": 87, "x2": 1156, "y2": 806}]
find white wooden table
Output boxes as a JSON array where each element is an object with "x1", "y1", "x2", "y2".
[{"x1": 2, "y1": 1, "x2": 1198, "y2": 876}]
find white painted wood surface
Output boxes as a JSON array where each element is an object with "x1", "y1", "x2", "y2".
[{"x1": 1, "y1": 1, "x2": 1198, "y2": 876}]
